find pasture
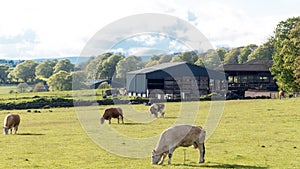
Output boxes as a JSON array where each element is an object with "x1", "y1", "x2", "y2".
[{"x1": 0, "y1": 98, "x2": 299, "y2": 168}]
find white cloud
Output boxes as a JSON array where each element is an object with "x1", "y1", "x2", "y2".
[
  {"x1": 128, "y1": 47, "x2": 167, "y2": 57},
  {"x1": 0, "y1": 0, "x2": 299, "y2": 59}
]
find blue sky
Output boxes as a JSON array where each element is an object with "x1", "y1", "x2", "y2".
[{"x1": 0, "y1": 0, "x2": 299, "y2": 60}]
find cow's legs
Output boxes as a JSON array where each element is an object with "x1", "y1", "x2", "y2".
[
  {"x1": 109, "y1": 118, "x2": 111, "y2": 124},
  {"x1": 9, "y1": 128, "x2": 12, "y2": 134},
  {"x1": 121, "y1": 115, "x2": 124, "y2": 124},
  {"x1": 198, "y1": 143, "x2": 205, "y2": 163},
  {"x1": 160, "y1": 111, "x2": 165, "y2": 118},
  {"x1": 167, "y1": 148, "x2": 175, "y2": 164},
  {"x1": 117, "y1": 117, "x2": 120, "y2": 124},
  {"x1": 14, "y1": 126, "x2": 18, "y2": 134}
]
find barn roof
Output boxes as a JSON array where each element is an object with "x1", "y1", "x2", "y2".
[
  {"x1": 127, "y1": 62, "x2": 225, "y2": 79},
  {"x1": 221, "y1": 59, "x2": 273, "y2": 72},
  {"x1": 127, "y1": 62, "x2": 184, "y2": 74}
]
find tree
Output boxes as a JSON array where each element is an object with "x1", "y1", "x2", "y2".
[
  {"x1": 247, "y1": 41, "x2": 273, "y2": 61},
  {"x1": 35, "y1": 59, "x2": 57, "y2": 79},
  {"x1": 71, "y1": 71, "x2": 88, "y2": 90},
  {"x1": 145, "y1": 60, "x2": 159, "y2": 67},
  {"x1": 223, "y1": 47, "x2": 241, "y2": 64},
  {"x1": 159, "y1": 54, "x2": 172, "y2": 63},
  {"x1": 0, "y1": 65, "x2": 9, "y2": 83},
  {"x1": 17, "y1": 83, "x2": 30, "y2": 93},
  {"x1": 13, "y1": 60, "x2": 38, "y2": 83},
  {"x1": 270, "y1": 17, "x2": 300, "y2": 92},
  {"x1": 32, "y1": 82, "x2": 48, "y2": 92},
  {"x1": 216, "y1": 48, "x2": 227, "y2": 62},
  {"x1": 116, "y1": 56, "x2": 143, "y2": 79},
  {"x1": 84, "y1": 53, "x2": 113, "y2": 79},
  {"x1": 294, "y1": 56, "x2": 300, "y2": 87},
  {"x1": 54, "y1": 59, "x2": 75, "y2": 73},
  {"x1": 203, "y1": 49, "x2": 222, "y2": 69},
  {"x1": 238, "y1": 44, "x2": 258, "y2": 63},
  {"x1": 177, "y1": 51, "x2": 198, "y2": 63},
  {"x1": 100, "y1": 54, "x2": 124, "y2": 79},
  {"x1": 47, "y1": 71, "x2": 72, "y2": 91}
]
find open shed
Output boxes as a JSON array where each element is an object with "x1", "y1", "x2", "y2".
[{"x1": 126, "y1": 62, "x2": 226, "y2": 99}]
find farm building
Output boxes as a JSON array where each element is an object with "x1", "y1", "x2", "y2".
[
  {"x1": 126, "y1": 62, "x2": 226, "y2": 99},
  {"x1": 220, "y1": 59, "x2": 278, "y2": 97}
]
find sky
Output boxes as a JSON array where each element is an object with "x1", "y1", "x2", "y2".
[{"x1": 0, "y1": 0, "x2": 299, "y2": 60}]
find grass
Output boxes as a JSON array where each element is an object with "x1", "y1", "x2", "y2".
[{"x1": 0, "y1": 98, "x2": 299, "y2": 168}]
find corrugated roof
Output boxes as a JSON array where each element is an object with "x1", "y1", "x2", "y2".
[
  {"x1": 127, "y1": 62, "x2": 226, "y2": 79},
  {"x1": 127, "y1": 62, "x2": 186, "y2": 74},
  {"x1": 222, "y1": 59, "x2": 273, "y2": 72}
]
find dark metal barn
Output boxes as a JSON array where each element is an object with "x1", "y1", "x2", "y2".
[{"x1": 126, "y1": 62, "x2": 226, "y2": 99}]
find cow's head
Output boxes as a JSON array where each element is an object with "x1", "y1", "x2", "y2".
[
  {"x1": 100, "y1": 117, "x2": 105, "y2": 124},
  {"x1": 3, "y1": 127, "x2": 8, "y2": 135},
  {"x1": 151, "y1": 150, "x2": 162, "y2": 164}
]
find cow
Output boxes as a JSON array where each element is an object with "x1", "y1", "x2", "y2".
[
  {"x1": 279, "y1": 90, "x2": 284, "y2": 99},
  {"x1": 100, "y1": 108, "x2": 124, "y2": 124},
  {"x1": 3, "y1": 114, "x2": 21, "y2": 135},
  {"x1": 151, "y1": 124, "x2": 206, "y2": 165},
  {"x1": 150, "y1": 103, "x2": 165, "y2": 118}
]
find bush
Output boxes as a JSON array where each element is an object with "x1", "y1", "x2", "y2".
[
  {"x1": 32, "y1": 82, "x2": 48, "y2": 92},
  {"x1": 17, "y1": 83, "x2": 30, "y2": 93},
  {"x1": 98, "y1": 82, "x2": 110, "y2": 89}
]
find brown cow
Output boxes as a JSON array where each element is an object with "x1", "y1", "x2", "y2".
[
  {"x1": 100, "y1": 108, "x2": 124, "y2": 124},
  {"x1": 3, "y1": 114, "x2": 20, "y2": 135},
  {"x1": 279, "y1": 90, "x2": 284, "y2": 99},
  {"x1": 152, "y1": 124, "x2": 206, "y2": 165}
]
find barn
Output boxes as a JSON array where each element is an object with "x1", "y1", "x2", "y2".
[
  {"x1": 220, "y1": 59, "x2": 278, "y2": 97},
  {"x1": 126, "y1": 62, "x2": 226, "y2": 99}
]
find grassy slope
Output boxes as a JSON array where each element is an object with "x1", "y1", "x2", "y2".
[{"x1": 0, "y1": 98, "x2": 299, "y2": 169}]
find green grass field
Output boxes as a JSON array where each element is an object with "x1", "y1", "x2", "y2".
[{"x1": 0, "y1": 98, "x2": 299, "y2": 169}]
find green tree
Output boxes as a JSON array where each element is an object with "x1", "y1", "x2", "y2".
[
  {"x1": 47, "y1": 71, "x2": 72, "y2": 91},
  {"x1": 32, "y1": 82, "x2": 48, "y2": 92},
  {"x1": 145, "y1": 60, "x2": 159, "y2": 67},
  {"x1": 13, "y1": 60, "x2": 38, "y2": 83},
  {"x1": 223, "y1": 47, "x2": 242, "y2": 64},
  {"x1": 177, "y1": 51, "x2": 198, "y2": 63},
  {"x1": 100, "y1": 54, "x2": 124, "y2": 79},
  {"x1": 17, "y1": 83, "x2": 30, "y2": 93},
  {"x1": 294, "y1": 56, "x2": 300, "y2": 87},
  {"x1": 0, "y1": 65, "x2": 9, "y2": 83},
  {"x1": 84, "y1": 53, "x2": 113, "y2": 79},
  {"x1": 54, "y1": 59, "x2": 75, "y2": 73},
  {"x1": 247, "y1": 41, "x2": 273, "y2": 61},
  {"x1": 203, "y1": 49, "x2": 222, "y2": 69},
  {"x1": 270, "y1": 17, "x2": 300, "y2": 92},
  {"x1": 116, "y1": 56, "x2": 143, "y2": 79},
  {"x1": 238, "y1": 44, "x2": 258, "y2": 63},
  {"x1": 72, "y1": 71, "x2": 88, "y2": 90},
  {"x1": 159, "y1": 54, "x2": 172, "y2": 63},
  {"x1": 170, "y1": 55, "x2": 182, "y2": 62},
  {"x1": 216, "y1": 48, "x2": 227, "y2": 62},
  {"x1": 36, "y1": 59, "x2": 57, "y2": 79}
]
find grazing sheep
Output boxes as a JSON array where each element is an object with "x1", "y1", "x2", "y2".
[
  {"x1": 100, "y1": 108, "x2": 124, "y2": 124},
  {"x1": 152, "y1": 124, "x2": 206, "y2": 165},
  {"x1": 3, "y1": 114, "x2": 21, "y2": 135}
]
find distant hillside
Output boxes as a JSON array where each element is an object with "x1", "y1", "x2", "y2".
[{"x1": 0, "y1": 56, "x2": 91, "y2": 67}]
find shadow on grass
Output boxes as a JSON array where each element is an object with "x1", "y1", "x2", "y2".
[
  {"x1": 163, "y1": 116, "x2": 178, "y2": 119},
  {"x1": 18, "y1": 133, "x2": 45, "y2": 136},
  {"x1": 124, "y1": 122, "x2": 145, "y2": 125},
  {"x1": 172, "y1": 162, "x2": 268, "y2": 169}
]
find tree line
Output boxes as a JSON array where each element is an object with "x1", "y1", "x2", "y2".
[{"x1": 0, "y1": 16, "x2": 299, "y2": 93}]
